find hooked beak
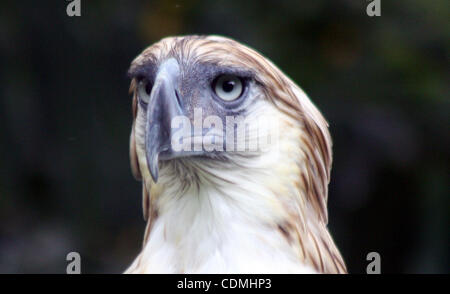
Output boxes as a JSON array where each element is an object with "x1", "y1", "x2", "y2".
[{"x1": 145, "y1": 58, "x2": 183, "y2": 182}]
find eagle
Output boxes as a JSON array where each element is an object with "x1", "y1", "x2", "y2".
[{"x1": 124, "y1": 35, "x2": 346, "y2": 274}]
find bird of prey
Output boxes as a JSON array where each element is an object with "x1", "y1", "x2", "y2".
[{"x1": 125, "y1": 35, "x2": 346, "y2": 274}]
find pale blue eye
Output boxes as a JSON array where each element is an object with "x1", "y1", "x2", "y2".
[
  {"x1": 138, "y1": 80, "x2": 152, "y2": 104},
  {"x1": 213, "y1": 75, "x2": 243, "y2": 101}
]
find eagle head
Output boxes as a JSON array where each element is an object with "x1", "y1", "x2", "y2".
[{"x1": 126, "y1": 35, "x2": 346, "y2": 274}]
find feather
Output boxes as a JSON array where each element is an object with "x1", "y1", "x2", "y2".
[
  {"x1": 129, "y1": 92, "x2": 141, "y2": 180},
  {"x1": 125, "y1": 35, "x2": 346, "y2": 274}
]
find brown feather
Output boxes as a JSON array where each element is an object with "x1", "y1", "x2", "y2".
[
  {"x1": 127, "y1": 35, "x2": 346, "y2": 273},
  {"x1": 129, "y1": 91, "x2": 141, "y2": 180}
]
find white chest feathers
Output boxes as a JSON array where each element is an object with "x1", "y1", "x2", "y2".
[{"x1": 125, "y1": 180, "x2": 317, "y2": 274}]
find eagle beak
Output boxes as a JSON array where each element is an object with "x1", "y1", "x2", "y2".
[{"x1": 145, "y1": 58, "x2": 182, "y2": 182}]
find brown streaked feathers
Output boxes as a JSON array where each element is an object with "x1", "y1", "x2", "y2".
[{"x1": 128, "y1": 35, "x2": 346, "y2": 273}]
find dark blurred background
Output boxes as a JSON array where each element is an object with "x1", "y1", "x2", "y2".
[{"x1": 0, "y1": 0, "x2": 448, "y2": 273}]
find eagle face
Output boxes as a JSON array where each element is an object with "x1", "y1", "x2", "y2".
[
  {"x1": 128, "y1": 36, "x2": 282, "y2": 183},
  {"x1": 126, "y1": 35, "x2": 346, "y2": 274}
]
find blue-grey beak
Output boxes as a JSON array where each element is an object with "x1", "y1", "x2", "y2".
[{"x1": 145, "y1": 58, "x2": 183, "y2": 182}]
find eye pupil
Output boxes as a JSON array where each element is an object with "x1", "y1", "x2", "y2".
[
  {"x1": 213, "y1": 74, "x2": 244, "y2": 102},
  {"x1": 222, "y1": 80, "x2": 235, "y2": 93},
  {"x1": 145, "y1": 82, "x2": 152, "y2": 95},
  {"x1": 138, "y1": 79, "x2": 152, "y2": 105}
]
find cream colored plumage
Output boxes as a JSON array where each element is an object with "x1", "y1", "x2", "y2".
[{"x1": 125, "y1": 35, "x2": 346, "y2": 274}]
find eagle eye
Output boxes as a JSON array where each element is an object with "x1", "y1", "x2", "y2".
[
  {"x1": 137, "y1": 79, "x2": 153, "y2": 104},
  {"x1": 212, "y1": 74, "x2": 244, "y2": 102}
]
